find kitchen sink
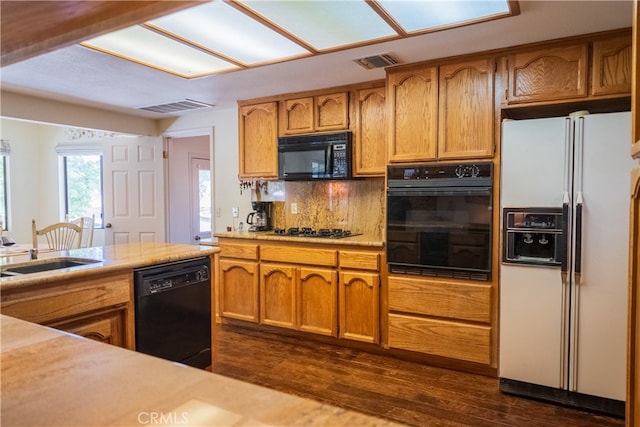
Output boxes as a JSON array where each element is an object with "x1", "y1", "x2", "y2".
[{"x1": 1, "y1": 257, "x2": 102, "y2": 276}]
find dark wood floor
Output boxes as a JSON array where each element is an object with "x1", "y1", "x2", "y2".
[{"x1": 212, "y1": 324, "x2": 625, "y2": 427}]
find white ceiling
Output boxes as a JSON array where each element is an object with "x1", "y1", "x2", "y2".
[{"x1": 0, "y1": 1, "x2": 633, "y2": 119}]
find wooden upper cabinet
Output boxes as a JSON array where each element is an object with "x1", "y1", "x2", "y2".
[
  {"x1": 280, "y1": 97, "x2": 314, "y2": 135},
  {"x1": 280, "y1": 92, "x2": 349, "y2": 135},
  {"x1": 238, "y1": 102, "x2": 278, "y2": 179},
  {"x1": 438, "y1": 58, "x2": 495, "y2": 159},
  {"x1": 388, "y1": 66, "x2": 438, "y2": 162},
  {"x1": 506, "y1": 43, "x2": 588, "y2": 104},
  {"x1": 591, "y1": 35, "x2": 632, "y2": 97},
  {"x1": 353, "y1": 86, "x2": 387, "y2": 176},
  {"x1": 315, "y1": 92, "x2": 349, "y2": 131}
]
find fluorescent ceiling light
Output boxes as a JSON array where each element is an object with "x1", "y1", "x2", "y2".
[
  {"x1": 79, "y1": 0, "x2": 516, "y2": 79},
  {"x1": 238, "y1": 0, "x2": 398, "y2": 50},
  {"x1": 149, "y1": 1, "x2": 310, "y2": 65},
  {"x1": 378, "y1": 0, "x2": 512, "y2": 32},
  {"x1": 82, "y1": 26, "x2": 240, "y2": 78}
]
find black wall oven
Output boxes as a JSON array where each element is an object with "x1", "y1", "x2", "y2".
[{"x1": 387, "y1": 162, "x2": 493, "y2": 281}]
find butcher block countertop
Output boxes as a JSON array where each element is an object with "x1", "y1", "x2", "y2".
[
  {"x1": 213, "y1": 230, "x2": 385, "y2": 248},
  {"x1": 0, "y1": 242, "x2": 220, "y2": 291},
  {"x1": 1, "y1": 314, "x2": 402, "y2": 427}
]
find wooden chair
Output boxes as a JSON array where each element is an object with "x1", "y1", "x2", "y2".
[
  {"x1": 65, "y1": 214, "x2": 95, "y2": 248},
  {"x1": 32, "y1": 219, "x2": 84, "y2": 250}
]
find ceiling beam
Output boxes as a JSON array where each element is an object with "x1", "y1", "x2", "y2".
[{"x1": 0, "y1": 0, "x2": 207, "y2": 67}]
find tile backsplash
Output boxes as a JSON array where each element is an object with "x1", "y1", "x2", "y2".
[{"x1": 257, "y1": 178, "x2": 385, "y2": 239}]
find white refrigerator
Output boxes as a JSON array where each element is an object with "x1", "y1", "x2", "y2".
[{"x1": 499, "y1": 111, "x2": 633, "y2": 415}]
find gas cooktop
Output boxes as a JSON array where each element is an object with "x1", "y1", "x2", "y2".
[{"x1": 273, "y1": 227, "x2": 361, "y2": 239}]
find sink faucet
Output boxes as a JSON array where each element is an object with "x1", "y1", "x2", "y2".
[{"x1": 29, "y1": 248, "x2": 38, "y2": 260}]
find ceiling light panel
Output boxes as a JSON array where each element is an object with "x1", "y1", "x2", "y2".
[
  {"x1": 238, "y1": 0, "x2": 398, "y2": 50},
  {"x1": 82, "y1": 26, "x2": 240, "y2": 78},
  {"x1": 377, "y1": 0, "x2": 512, "y2": 33},
  {"x1": 149, "y1": 1, "x2": 310, "y2": 65}
]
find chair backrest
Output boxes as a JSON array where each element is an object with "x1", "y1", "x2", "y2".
[
  {"x1": 66, "y1": 214, "x2": 95, "y2": 248},
  {"x1": 32, "y1": 219, "x2": 84, "y2": 250}
]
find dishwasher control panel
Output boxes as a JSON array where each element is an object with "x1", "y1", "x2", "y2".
[{"x1": 134, "y1": 257, "x2": 211, "y2": 297}]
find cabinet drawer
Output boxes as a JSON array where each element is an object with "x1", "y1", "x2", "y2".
[
  {"x1": 388, "y1": 313, "x2": 491, "y2": 364},
  {"x1": 339, "y1": 251, "x2": 380, "y2": 271},
  {"x1": 261, "y1": 245, "x2": 337, "y2": 267},
  {"x1": 388, "y1": 276, "x2": 491, "y2": 323},
  {"x1": 1, "y1": 273, "x2": 131, "y2": 325},
  {"x1": 219, "y1": 242, "x2": 259, "y2": 260}
]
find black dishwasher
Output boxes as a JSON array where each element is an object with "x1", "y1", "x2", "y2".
[{"x1": 134, "y1": 257, "x2": 211, "y2": 369}]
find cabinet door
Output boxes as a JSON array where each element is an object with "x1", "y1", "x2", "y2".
[
  {"x1": 315, "y1": 92, "x2": 348, "y2": 132},
  {"x1": 506, "y1": 44, "x2": 588, "y2": 104},
  {"x1": 220, "y1": 259, "x2": 260, "y2": 323},
  {"x1": 438, "y1": 58, "x2": 494, "y2": 159},
  {"x1": 50, "y1": 308, "x2": 127, "y2": 347},
  {"x1": 280, "y1": 97, "x2": 314, "y2": 135},
  {"x1": 353, "y1": 87, "x2": 386, "y2": 176},
  {"x1": 238, "y1": 102, "x2": 278, "y2": 178},
  {"x1": 298, "y1": 267, "x2": 338, "y2": 337},
  {"x1": 339, "y1": 271, "x2": 379, "y2": 343},
  {"x1": 591, "y1": 35, "x2": 632, "y2": 97},
  {"x1": 388, "y1": 66, "x2": 438, "y2": 162},
  {"x1": 260, "y1": 263, "x2": 296, "y2": 329}
]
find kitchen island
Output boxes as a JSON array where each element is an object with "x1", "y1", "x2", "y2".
[
  {"x1": 0, "y1": 242, "x2": 220, "y2": 350},
  {"x1": 1, "y1": 314, "x2": 403, "y2": 427}
]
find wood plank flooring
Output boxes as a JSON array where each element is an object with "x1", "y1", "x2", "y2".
[{"x1": 212, "y1": 324, "x2": 625, "y2": 427}]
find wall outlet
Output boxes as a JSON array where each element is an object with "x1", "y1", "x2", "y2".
[
  {"x1": 232, "y1": 207, "x2": 239, "y2": 218},
  {"x1": 291, "y1": 203, "x2": 298, "y2": 214}
]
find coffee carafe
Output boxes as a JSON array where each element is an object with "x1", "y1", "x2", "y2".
[{"x1": 246, "y1": 201, "x2": 273, "y2": 232}]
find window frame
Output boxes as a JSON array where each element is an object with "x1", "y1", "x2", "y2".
[{"x1": 56, "y1": 143, "x2": 104, "y2": 228}]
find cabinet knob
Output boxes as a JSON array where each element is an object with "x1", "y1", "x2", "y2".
[{"x1": 105, "y1": 223, "x2": 112, "y2": 228}]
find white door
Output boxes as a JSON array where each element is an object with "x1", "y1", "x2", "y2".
[
  {"x1": 499, "y1": 117, "x2": 568, "y2": 388},
  {"x1": 103, "y1": 136, "x2": 165, "y2": 244},
  {"x1": 166, "y1": 134, "x2": 211, "y2": 244},
  {"x1": 572, "y1": 112, "x2": 632, "y2": 400},
  {"x1": 191, "y1": 156, "x2": 212, "y2": 243}
]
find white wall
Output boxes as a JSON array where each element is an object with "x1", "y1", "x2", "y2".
[
  {"x1": 161, "y1": 107, "x2": 252, "y2": 236},
  {"x1": 1, "y1": 101, "x2": 249, "y2": 244}
]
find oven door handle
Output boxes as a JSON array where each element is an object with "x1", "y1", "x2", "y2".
[{"x1": 387, "y1": 188, "x2": 492, "y2": 197}]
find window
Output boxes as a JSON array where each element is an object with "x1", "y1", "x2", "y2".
[{"x1": 63, "y1": 154, "x2": 103, "y2": 227}]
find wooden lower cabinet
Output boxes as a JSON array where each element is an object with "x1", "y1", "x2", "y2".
[
  {"x1": 260, "y1": 263, "x2": 339, "y2": 335},
  {"x1": 298, "y1": 267, "x2": 338, "y2": 337},
  {"x1": 260, "y1": 263, "x2": 296, "y2": 329},
  {"x1": 0, "y1": 271, "x2": 133, "y2": 350},
  {"x1": 49, "y1": 307, "x2": 127, "y2": 347},
  {"x1": 220, "y1": 259, "x2": 260, "y2": 323},
  {"x1": 387, "y1": 275, "x2": 492, "y2": 365},
  {"x1": 388, "y1": 313, "x2": 491, "y2": 365},
  {"x1": 339, "y1": 270, "x2": 379, "y2": 344}
]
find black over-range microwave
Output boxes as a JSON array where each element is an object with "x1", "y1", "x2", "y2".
[{"x1": 278, "y1": 131, "x2": 352, "y2": 180}]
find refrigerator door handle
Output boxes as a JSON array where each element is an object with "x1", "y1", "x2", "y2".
[
  {"x1": 560, "y1": 203, "x2": 569, "y2": 284},
  {"x1": 562, "y1": 117, "x2": 572, "y2": 206},
  {"x1": 574, "y1": 203, "x2": 583, "y2": 280},
  {"x1": 574, "y1": 115, "x2": 585, "y2": 283}
]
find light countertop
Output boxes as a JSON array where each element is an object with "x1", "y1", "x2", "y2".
[
  {"x1": 1, "y1": 314, "x2": 403, "y2": 427},
  {"x1": 213, "y1": 231, "x2": 384, "y2": 248},
  {"x1": 0, "y1": 242, "x2": 220, "y2": 290}
]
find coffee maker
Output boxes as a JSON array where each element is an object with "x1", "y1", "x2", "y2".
[{"x1": 246, "y1": 201, "x2": 273, "y2": 232}]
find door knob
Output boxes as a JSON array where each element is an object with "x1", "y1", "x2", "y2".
[
  {"x1": 194, "y1": 235, "x2": 201, "y2": 241},
  {"x1": 105, "y1": 223, "x2": 112, "y2": 228}
]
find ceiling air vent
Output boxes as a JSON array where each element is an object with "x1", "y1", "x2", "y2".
[
  {"x1": 138, "y1": 99, "x2": 214, "y2": 114},
  {"x1": 353, "y1": 53, "x2": 399, "y2": 70}
]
